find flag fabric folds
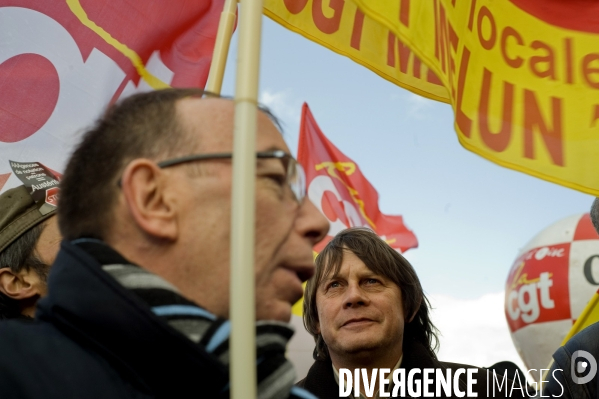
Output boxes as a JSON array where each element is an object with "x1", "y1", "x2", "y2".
[
  {"x1": 298, "y1": 102, "x2": 418, "y2": 253},
  {"x1": 263, "y1": 0, "x2": 448, "y2": 103},
  {"x1": 266, "y1": 0, "x2": 599, "y2": 196},
  {"x1": 0, "y1": 0, "x2": 224, "y2": 192}
]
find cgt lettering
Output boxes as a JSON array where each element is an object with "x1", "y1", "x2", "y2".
[
  {"x1": 283, "y1": 0, "x2": 345, "y2": 34},
  {"x1": 507, "y1": 272, "x2": 555, "y2": 323}
]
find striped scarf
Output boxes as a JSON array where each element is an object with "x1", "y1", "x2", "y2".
[{"x1": 101, "y1": 262, "x2": 316, "y2": 399}]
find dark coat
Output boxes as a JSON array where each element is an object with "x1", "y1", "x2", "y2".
[
  {"x1": 543, "y1": 321, "x2": 599, "y2": 399},
  {"x1": 297, "y1": 341, "x2": 525, "y2": 398},
  {"x1": 0, "y1": 241, "x2": 228, "y2": 398}
]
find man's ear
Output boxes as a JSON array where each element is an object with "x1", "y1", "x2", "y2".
[
  {"x1": 120, "y1": 159, "x2": 178, "y2": 241},
  {"x1": 0, "y1": 267, "x2": 42, "y2": 300}
]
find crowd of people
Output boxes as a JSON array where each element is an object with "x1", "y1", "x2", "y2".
[{"x1": 0, "y1": 88, "x2": 596, "y2": 398}]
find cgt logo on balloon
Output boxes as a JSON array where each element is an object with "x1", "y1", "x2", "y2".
[
  {"x1": 505, "y1": 245, "x2": 569, "y2": 331},
  {"x1": 505, "y1": 213, "x2": 599, "y2": 377}
]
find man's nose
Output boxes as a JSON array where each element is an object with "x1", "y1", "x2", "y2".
[
  {"x1": 343, "y1": 282, "x2": 368, "y2": 308},
  {"x1": 297, "y1": 198, "x2": 329, "y2": 245}
]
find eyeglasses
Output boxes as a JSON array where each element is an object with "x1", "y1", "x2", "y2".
[{"x1": 157, "y1": 150, "x2": 306, "y2": 203}]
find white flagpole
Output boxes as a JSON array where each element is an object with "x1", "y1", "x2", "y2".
[
  {"x1": 230, "y1": 0, "x2": 263, "y2": 398},
  {"x1": 206, "y1": 0, "x2": 238, "y2": 94}
]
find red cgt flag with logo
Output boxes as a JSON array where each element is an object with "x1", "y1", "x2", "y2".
[
  {"x1": 0, "y1": 0, "x2": 225, "y2": 192},
  {"x1": 298, "y1": 103, "x2": 418, "y2": 253}
]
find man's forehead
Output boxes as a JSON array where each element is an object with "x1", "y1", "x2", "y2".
[
  {"x1": 176, "y1": 97, "x2": 289, "y2": 153},
  {"x1": 319, "y1": 252, "x2": 384, "y2": 282},
  {"x1": 322, "y1": 265, "x2": 378, "y2": 279}
]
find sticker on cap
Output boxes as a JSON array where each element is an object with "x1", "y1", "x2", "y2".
[{"x1": 9, "y1": 160, "x2": 59, "y2": 215}]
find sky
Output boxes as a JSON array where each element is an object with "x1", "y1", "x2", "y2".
[{"x1": 221, "y1": 14, "x2": 594, "y2": 375}]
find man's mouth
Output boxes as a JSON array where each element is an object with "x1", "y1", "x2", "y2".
[
  {"x1": 289, "y1": 282, "x2": 304, "y2": 304},
  {"x1": 342, "y1": 318, "x2": 374, "y2": 328},
  {"x1": 282, "y1": 263, "x2": 314, "y2": 303},
  {"x1": 283, "y1": 270, "x2": 307, "y2": 304}
]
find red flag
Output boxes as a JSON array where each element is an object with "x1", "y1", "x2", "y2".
[
  {"x1": 0, "y1": 0, "x2": 225, "y2": 191},
  {"x1": 298, "y1": 103, "x2": 418, "y2": 253}
]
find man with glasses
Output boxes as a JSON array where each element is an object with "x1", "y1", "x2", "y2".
[{"x1": 0, "y1": 88, "x2": 328, "y2": 398}]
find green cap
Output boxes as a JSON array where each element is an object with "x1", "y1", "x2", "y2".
[{"x1": 0, "y1": 185, "x2": 56, "y2": 254}]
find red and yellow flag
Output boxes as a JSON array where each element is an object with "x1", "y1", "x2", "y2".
[
  {"x1": 264, "y1": 0, "x2": 448, "y2": 103},
  {"x1": 0, "y1": 0, "x2": 224, "y2": 191},
  {"x1": 298, "y1": 103, "x2": 418, "y2": 253},
  {"x1": 266, "y1": 0, "x2": 599, "y2": 196}
]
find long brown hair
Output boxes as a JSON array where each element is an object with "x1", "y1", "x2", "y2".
[{"x1": 303, "y1": 227, "x2": 439, "y2": 360}]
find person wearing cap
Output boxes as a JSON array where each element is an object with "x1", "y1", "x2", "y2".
[
  {"x1": 0, "y1": 88, "x2": 329, "y2": 398},
  {"x1": 0, "y1": 185, "x2": 61, "y2": 319}
]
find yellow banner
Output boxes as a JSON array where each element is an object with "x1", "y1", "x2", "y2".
[
  {"x1": 266, "y1": 0, "x2": 599, "y2": 196},
  {"x1": 263, "y1": 0, "x2": 449, "y2": 103}
]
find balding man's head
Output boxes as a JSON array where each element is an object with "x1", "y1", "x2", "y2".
[
  {"x1": 59, "y1": 89, "x2": 213, "y2": 241},
  {"x1": 175, "y1": 97, "x2": 233, "y2": 151},
  {"x1": 58, "y1": 89, "x2": 328, "y2": 321},
  {"x1": 59, "y1": 91, "x2": 284, "y2": 242}
]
